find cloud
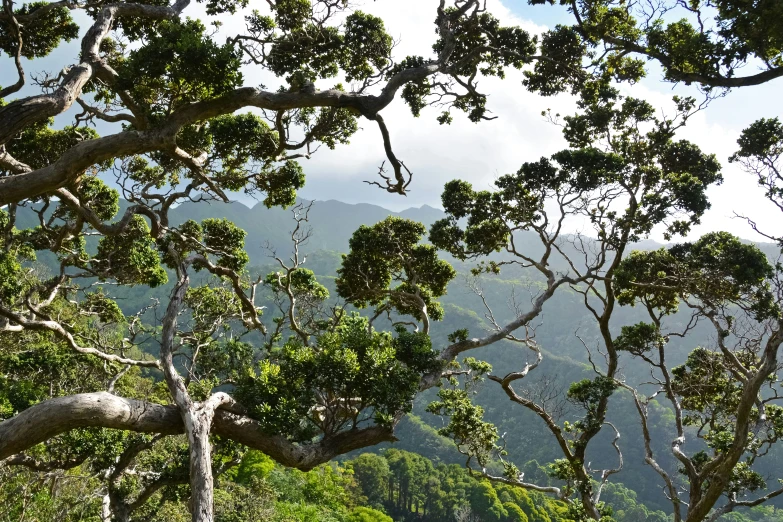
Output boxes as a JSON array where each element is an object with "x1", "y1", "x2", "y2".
[
  {"x1": 614, "y1": 82, "x2": 780, "y2": 242},
  {"x1": 170, "y1": 0, "x2": 783, "y2": 241},
  {"x1": 189, "y1": 0, "x2": 576, "y2": 211},
  {"x1": 3, "y1": 0, "x2": 778, "y2": 243}
]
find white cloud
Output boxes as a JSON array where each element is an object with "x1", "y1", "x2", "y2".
[
  {"x1": 3, "y1": 0, "x2": 779, "y2": 243},
  {"x1": 186, "y1": 0, "x2": 576, "y2": 210},
  {"x1": 180, "y1": 0, "x2": 781, "y2": 242}
]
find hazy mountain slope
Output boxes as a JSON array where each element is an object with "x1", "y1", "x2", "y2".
[{"x1": 14, "y1": 197, "x2": 783, "y2": 515}]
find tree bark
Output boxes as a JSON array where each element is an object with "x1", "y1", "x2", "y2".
[
  {"x1": 0, "y1": 392, "x2": 395, "y2": 469},
  {"x1": 186, "y1": 409, "x2": 216, "y2": 522},
  {"x1": 157, "y1": 267, "x2": 220, "y2": 522}
]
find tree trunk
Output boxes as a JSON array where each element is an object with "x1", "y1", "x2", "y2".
[
  {"x1": 185, "y1": 408, "x2": 216, "y2": 522},
  {"x1": 158, "y1": 269, "x2": 219, "y2": 522},
  {"x1": 580, "y1": 490, "x2": 601, "y2": 520},
  {"x1": 100, "y1": 494, "x2": 111, "y2": 522},
  {"x1": 103, "y1": 493, "x2": 130, "y2": 522}
]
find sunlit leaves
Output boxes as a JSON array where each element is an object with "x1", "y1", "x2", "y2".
[
  {"x1": 0, "y1": 249, "x2": 22, "y2": 301},
  {"x1": 615, "y1": 232, "x2": 777, "y2": 320},
  {"x1": 4, "y1": 120, "x2": 101, "y2": 172},
  {"x1": 566, "y1": 376, "x2": 616, "y2": 436},
  {"x1": 274, "y1": 0, "x2": 311, "y2": 32},
  {"x1": 427, "y1": 387, "x2": 498, "y2": 467},
  {"x1": 116, "y1": 19, "x2": 242, "y2": 115},
  {"x1": 0, "y1": 2, "x2": 78, "y2": 60},
  {"x1": 201, "y1": 218, "x2": 249, "y2": 272},
  {"x1": 185, "y1": 285, "x2": 242, "y2": 331},
  {"x1": 71, "y1": 177, "x2": 120, "y2": 223},
  {"x1": 430, "y1": 180, "x2": 513, "y2": 260},
  {"x1": 234, "y1": 314, "x2": 439, "y2": 439},
  {"x1": 265, "y1": 267, "x2": 329, "y2": 302},
  {"x1": 82, "y1": 290, "x2": 126, "y2": 325},
  {"x1": 95, "y1": 215, "x2": 167, "y2": 287},
  {"x1": 337, "y1": 217, "x2": 456, "y2": 323}
]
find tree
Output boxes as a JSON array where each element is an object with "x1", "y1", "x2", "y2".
[
  {"x1": 729, "y1": 117, "x2": 783, "y2": 243},
  {"x1": 595, "y1": 120, "x2": 783, "y2": 522},
  {"x1": 346, "y1": 506, "x2": 394, "y2": 522},
  {"x1": 1, "y1": 0, "x2": 782, "y2": 521},
  {"x1": 425, "y1": 81, "x2": 725, "y2": 518},
  {"x1": 530, "y1": 0, "x2": 783, "y2": 89},
  {"x1": 349, "y1": 453, "x2": 391, "y2": 509},
  {"x1": 0, "y1": 1, "x2": 560, "y2": 520}
]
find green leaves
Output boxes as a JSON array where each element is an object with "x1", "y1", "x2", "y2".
[
  {"x1": 544, "y1": 0, "x2": 783, "y2": 89},
  {"x1": 0, "y1": 329, "x2": 113, "y2": 420},
  {"x1": 435, "y1": 9, "x2": 537, "y2": 83},
  {"x1": 265, "y1": 267, "x2": 329, "y2": 302},
  {"x1": 567, "y1": 377, "x2": 616, "y2": 409},
  {"x1": 255, "y1": 160, "x2": 306, "y2": 208},
  {"x1": 671, "y1": 347, "x2": 744, "y2": 427},
  {"x1": 273, "y1": 0, "x2": 312, "y2": 32},
  {"x1": 265, "y1": 8, "x2": 392, "y2": 84},
  {"x1": 613, "y1": 323, "x2": 664, "y2": 356},
  {"x1": 427, "y1": 387, "x2": 498, "y2": 467},
  {"x1": 0, "y1": 2, "x2": 78, "y2": 60},
  {"x1": 167, "y1": 111, "x2": 308, "y2": 205},
  {"x1": 430, "y1": 180, "x2": 513, "y2": 260},
  {"x1": 616, "y1": 232, "x2": 778, "y2": 320},
  {"x1": 5, "y1": 121, "x2": 101, "y2": 172},
  {"x1": 732, "y1": 117, "x2": 783, "y2": 160},
  {"x1": 337, "y1": 217, "x2": 456, "y2": 323},
  {"x1": 71, "y1": 177, "x2": 120, "y2": 223},
  {"x1": 201, "y1": 218, "x2": 249, "y2": 272},
  {"x1": 208, "y1": 113, "x2": 279, "y2": 176},
  {"x1": 234, "y1": 314, "x2": 439, "y2": 439},
  {"x1": 342, "y1": 12, "x2": 393, "y2": 82},
  {"x1": 0, "y1": 249, "x2": 22, "y2": 302},
  {"x1": 185, "y1": 285, "x2": 242, "y2": 330},
  {"x1": 116, "y1": 19, "x2": 243, "y2": 115},
  {"x1": 730, "y1": 117, "x2": 783, "y2": 231},
  {"x1": 645, "y1": 19, "x2": 721, "y2": 82},
  {"x1": 523, "y1": 25, "x2": 586, "y2": 96},
  {"x1": 95, "y1": 215, "x2": 167, "y2": 287},
  {"x1": 82, "y1": 290, "x2": 125, "y2": 324}
]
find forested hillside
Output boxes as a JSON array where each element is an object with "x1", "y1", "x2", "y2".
[
  {"x1": 3, "y1": 0, "x2": 783, "y2": 519},
  {"x1": 4, "y1": 198, "x2": 782, "y2": 521}
]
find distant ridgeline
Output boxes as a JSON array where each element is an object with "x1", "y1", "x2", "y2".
[{"x1": 14, "y1": 198, "x2": 783, "y2": 522}]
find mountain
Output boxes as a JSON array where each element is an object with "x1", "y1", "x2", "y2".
[
  {"x1": 14, "y1": 197, "x2": 783, "y2": 518},
  {"x1": 168, "y1": 198, "x2": 428, "y2": 257}
]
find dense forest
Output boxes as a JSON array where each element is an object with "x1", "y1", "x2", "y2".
[
  {"x1": 2, "y1": 0, "x2": 783, "y2": 521},
  {"x1": 3, "y1": 199, "x2": 783, "y2": 522}
]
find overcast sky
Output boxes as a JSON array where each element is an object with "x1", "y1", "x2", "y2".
[{"x1": 4, "y1": 0, "x2": 782, "y2": 242}]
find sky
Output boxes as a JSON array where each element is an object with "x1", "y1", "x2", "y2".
[{"x1": 3, "y1": 0, "x2": 782, "y2": 243}]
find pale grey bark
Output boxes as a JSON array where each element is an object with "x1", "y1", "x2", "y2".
[
  {"x1": 0, "y1": 83, "x2": 432, "y2": 205},
  {"x1": 0, "y1": 392, "x2": 395, "y2": 470}
]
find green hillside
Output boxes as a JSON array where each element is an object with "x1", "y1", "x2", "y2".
[{"x1": 9, "y1": 197, "x2": 783, "y2": 522}]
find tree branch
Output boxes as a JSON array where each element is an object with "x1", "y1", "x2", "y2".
[{"x1": 0, "y1": 392, "x2": 396, "y2": 472}]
